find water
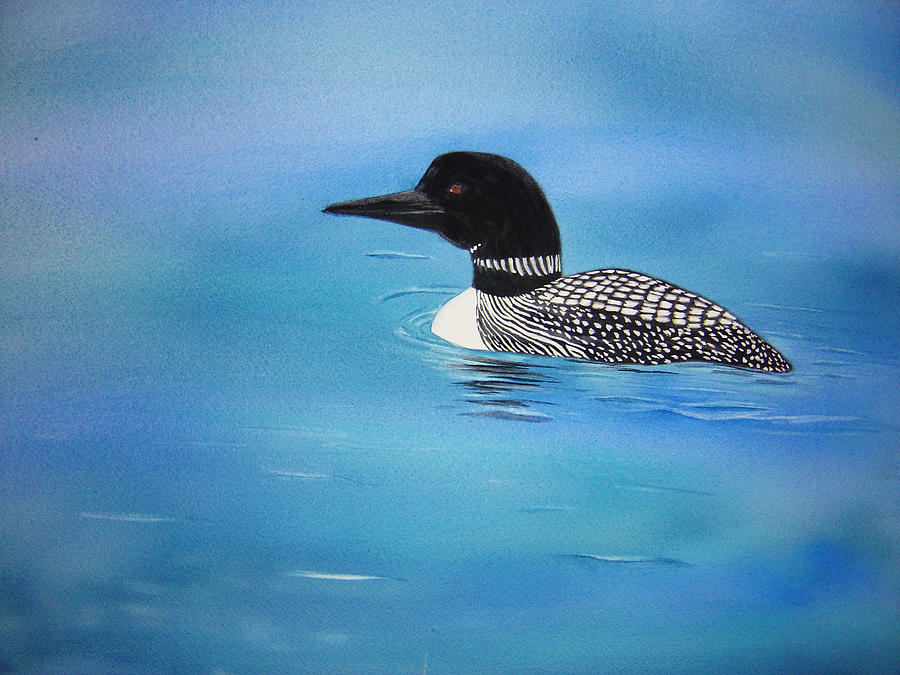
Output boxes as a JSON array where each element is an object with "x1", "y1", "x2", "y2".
[
  {"x1": 3, "y1": 215, "x2": 898, "y2": 672},
  {"x1": 3, "y1": 4, "x2": 899, "y2": 673}
]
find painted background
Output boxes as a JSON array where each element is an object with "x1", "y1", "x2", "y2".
[{"x1": 2, "y1": 2, "x2": 899, "y2": 672}]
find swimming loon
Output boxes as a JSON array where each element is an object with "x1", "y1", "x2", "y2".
[{"x1": 324, "y1": 152, "x2": 792, "y2": 372}]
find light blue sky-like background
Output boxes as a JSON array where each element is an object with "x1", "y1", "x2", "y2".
[{"x1": 3, "y1": 2, "x2": 898, "y2": 266}]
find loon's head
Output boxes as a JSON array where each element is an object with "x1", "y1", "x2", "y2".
[{"x1": 324, "y1": 152, "x2": 562, "y2": 293}]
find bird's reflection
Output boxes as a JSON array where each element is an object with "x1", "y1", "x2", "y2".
[{"x1": 443, "y1": 355, "x2": 559, "y2": 422}]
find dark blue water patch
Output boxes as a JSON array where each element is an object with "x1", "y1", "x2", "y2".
[{"x1": 718, "y1": 539, "x2": 875, "y2": 611}]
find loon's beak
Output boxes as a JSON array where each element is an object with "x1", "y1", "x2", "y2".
[{"x1": 323, "y1": 189, "x2": 445, "y2": 230}]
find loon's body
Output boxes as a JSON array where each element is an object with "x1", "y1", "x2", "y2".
[{"x1": 324, "y1": 152, "x2": 791, "y2": 373}]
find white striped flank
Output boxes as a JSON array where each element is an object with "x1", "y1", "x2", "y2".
[
  {"x1": 473, "y1": 254, "x2": 561, "y2": 277},
  {"x1": 477, "y1": 292, "x2": 591, "y2": 360}
]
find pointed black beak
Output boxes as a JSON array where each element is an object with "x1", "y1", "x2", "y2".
[{"x1": 323, "y1": 189, "x2": 445, "y2": 230}]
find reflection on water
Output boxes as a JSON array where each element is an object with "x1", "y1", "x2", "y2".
[
  {"x1": 451, "y1": 356, "x2": 557, "y2": 397},
  {"x1": 451, "y1": 357, "x2": 558, "y2": 423}
]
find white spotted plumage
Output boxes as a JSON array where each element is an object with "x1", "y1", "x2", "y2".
[{"x1": 469, "y1": 266, "x2": 791, "y2": 372}]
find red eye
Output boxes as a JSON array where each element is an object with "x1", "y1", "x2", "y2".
[{"x1": 448, "y1": 183, "x2": 463, "y2": 194}]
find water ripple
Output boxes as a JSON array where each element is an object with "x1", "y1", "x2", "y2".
[
  {"x1": 389, "y1": 289, "x2": 876, "y2": 433},
  {"x1": 79, "y1": 512, "x2": 176, "y2": 523},
  {"x1": 381, "y1": 286, "x2": 460, "y2": 302},
  {"x1": 559, "y1": 553, "x2": 692, "y2": 567},
  {"x1": 367, "y1": 251, "x2": 431, "y2": 260}
]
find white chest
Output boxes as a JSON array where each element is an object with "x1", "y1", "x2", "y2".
[{"x1": 430, "y1": 287, "x2": 489, "y2": 351}]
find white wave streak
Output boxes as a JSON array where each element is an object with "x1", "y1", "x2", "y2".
[
  {"x1": 747, "y1": 302, "x2": 824, "y2": 313},
  {"x1": 79, "y1": 512, "x2": 175, "y2": 523},
  {"x1": 268, "y1": 470, "x2": 329, "y2": 479},
  {"x1": 284, "y1": 570, "x2": 399, "y2": 581},
  {"x1": 366, "y1": 251, "x2": 430, "y2": 259},
  {"x1": 763, "y1": 414, "x2": 863, "y2": 425},
  {"x1": 615, "y1": 483, "x2": 715, "y2": 497},
  {"x1": 565, "y1": 553, "x2": 689, "y2": 566}
]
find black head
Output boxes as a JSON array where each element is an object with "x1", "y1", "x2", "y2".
[{"x1": 323, "y1": 152, "x2": 562, "y2": 260}]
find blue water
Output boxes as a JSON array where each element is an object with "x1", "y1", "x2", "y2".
[{"x1": 3, "y1": 3, "x2": 900, "y2": 673}]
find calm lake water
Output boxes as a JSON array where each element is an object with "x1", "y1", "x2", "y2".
[
  {"x1": 2, "y1": 4, "x2": 899, "y2": 673},
  {"x1": 4, "y1": 163, "x2": 899, "y2": 672}
]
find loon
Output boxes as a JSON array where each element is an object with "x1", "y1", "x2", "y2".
[{"x1": 324, "y1": 152, "x2": 792, "y2": 372}]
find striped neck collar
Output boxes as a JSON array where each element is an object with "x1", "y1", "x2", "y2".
[
  {"x1": 468, "y1": 244, "x2": 562, "y2": 295},
  {"x1": 471, "y1": 252, "x2": 561, "y2": 277}
]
